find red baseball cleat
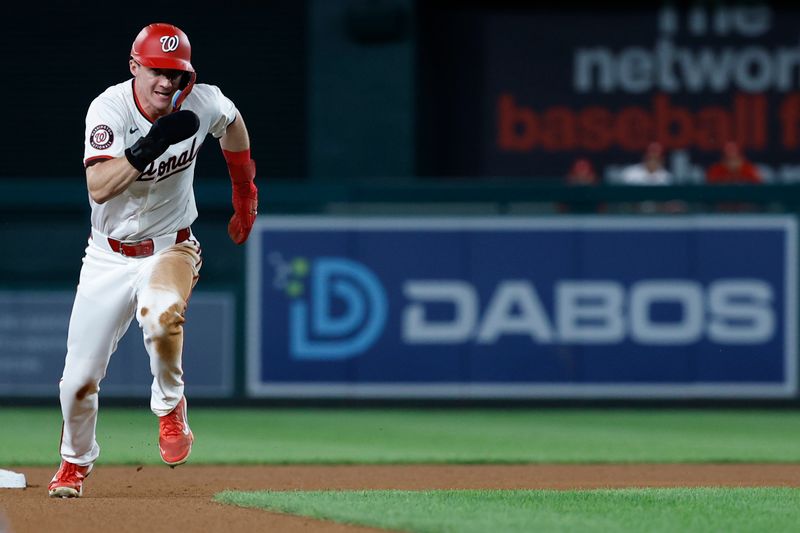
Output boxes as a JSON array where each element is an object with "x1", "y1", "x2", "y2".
[
  {"x1": 48, "y1": 460, "x2": 93, "y2": 498},
  {"x1": 159, "y1": 396, "x2": 194, "y2": 466}
]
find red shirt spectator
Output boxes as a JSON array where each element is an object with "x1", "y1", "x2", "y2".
[
  {"x1": 706, "y1": 142, "x2": 762, "y2": 184},
  {"x1": 560, "y1": 157, "x2": 603, "y2": 213},
  {"x1": 565, "y1": 158, "x2": 598, "y2": 186}
]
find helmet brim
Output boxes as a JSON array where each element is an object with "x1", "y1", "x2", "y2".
[{"x1": 132, "y1": 54, "x2": 194, "y2": 73}]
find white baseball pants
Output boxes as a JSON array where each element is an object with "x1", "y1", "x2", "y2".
[{"x1": 58, "y1": 232, "x2": 201, "y2": 466}]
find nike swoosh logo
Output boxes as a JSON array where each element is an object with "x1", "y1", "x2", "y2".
[{"x1": 129, "y1": 127, "x2": 139, "y2": 134}]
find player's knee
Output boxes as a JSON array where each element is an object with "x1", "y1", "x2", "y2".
[
  {"x1": 60, "y1": 375, "x2": 100, "y2": 401},
  {"x1": 138, "y1": 288, "x2": 186, "y2": 339}
]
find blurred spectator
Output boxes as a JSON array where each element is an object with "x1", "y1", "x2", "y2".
[
  {"x1": 619, "y1": 142, "x2": 672, "y2": 185},
  {"x1": 616, "y1": 143, "x2": 685, "y2": 213},
  {"x1": 705, "y1": 142, "x2": 763, "y2": 184},
  {"x1": 705, "y1": 142, "x2": 763, "y2": 212},
  {"x1": 560, "y1": 157, "x2": 603, "y2": 213},
  {"x1": 565, "y1": 157, "x2": 599, "y2": 186}
]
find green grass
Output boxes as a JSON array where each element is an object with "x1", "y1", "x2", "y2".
[
  {"x1": 3, "y1": 408, "x2": 800, "y2": 465},
  {"x1": 215, "y1": 488, "x2": 800, "y2": 533}
]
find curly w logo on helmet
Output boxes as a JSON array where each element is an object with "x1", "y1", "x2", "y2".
[{"x1": 160, "y1": 35, "x2": 180, "y2": 53}]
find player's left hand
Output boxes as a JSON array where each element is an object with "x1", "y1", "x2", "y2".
[{"x1": 228, "y1": 180, "x2": 258, "y2": 244}]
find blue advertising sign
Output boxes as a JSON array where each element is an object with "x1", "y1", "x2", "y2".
[
  {"x1": 0, "y1": 291, "x2": 235, "y2": 398},
  {"x1": 247, "y1": 216, "x2": 797, "y2": 399}
]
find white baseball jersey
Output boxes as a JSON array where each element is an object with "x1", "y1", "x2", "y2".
[{"x1": 84, "y1": 80, "x2": 237, "y2": 240}]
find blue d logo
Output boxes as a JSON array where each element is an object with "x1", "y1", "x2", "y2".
[{"x1": 289, "y1": 258, "x2": 387, "y2": 360}]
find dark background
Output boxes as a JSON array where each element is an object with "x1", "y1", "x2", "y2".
[
  {"x1": 1, "y1": 2, "x2": 307, "y2": 181},
  {"x1": 6, "y1": 1, "x2": 799, "y2": 182}
]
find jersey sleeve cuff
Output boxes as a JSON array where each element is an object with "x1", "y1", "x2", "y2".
[{"x1": 84, "y1": 155, "x2": 114, "y2": 168}]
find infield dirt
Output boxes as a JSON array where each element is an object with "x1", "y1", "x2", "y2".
[{"x1": 2, "y1": 464, "x2": 799, "y2": 533}]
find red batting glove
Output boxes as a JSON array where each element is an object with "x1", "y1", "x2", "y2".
[{"x1": 224, "y1": 149, "x2": 258, "y2": 245}]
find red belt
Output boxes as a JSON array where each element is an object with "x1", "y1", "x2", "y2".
[{"x1": 107, "y1": 228, "x2": 191, "y2": 258}]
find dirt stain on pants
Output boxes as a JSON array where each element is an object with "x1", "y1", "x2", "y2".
[{"x1": 143, "y1": 243, "x2": 201, "y2": 362}]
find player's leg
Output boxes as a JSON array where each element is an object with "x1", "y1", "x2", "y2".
[
  {"x1": 58, "y1": 243, "x2": 136, "y2": 466},
  {"x1": 135, "y1": 239, "x2": 201, "y2": 466},
  {"x1": 135, "y1": 240, "x2": 201, "y2": 415}
]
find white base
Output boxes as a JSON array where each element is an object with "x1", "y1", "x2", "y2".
[{"x1": 0, "y1": 469, "x2": 25, "y2": 488}]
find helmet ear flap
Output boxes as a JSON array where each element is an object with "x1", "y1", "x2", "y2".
[{"x1": 173, "y1": 71, "x2": 196, "y2": 109}]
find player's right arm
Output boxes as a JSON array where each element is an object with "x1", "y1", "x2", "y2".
[
  {"x1": 85, "y1": 158, "x2": 142, "y2": 204},
  {"x1": 84, "y1": 101, "x2": 199, "y2": 204},
  {"x1": 84, "y1": 96, "x2": 135, "y2": 204}
]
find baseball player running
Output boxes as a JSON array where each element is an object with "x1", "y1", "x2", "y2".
[{"x1": 48, "y1": 22, "x2": 258, "y2": 498}]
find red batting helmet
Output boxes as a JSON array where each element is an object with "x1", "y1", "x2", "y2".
[{"x1": 131, "y1": 23, "x2": 196, "y2": 108}]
